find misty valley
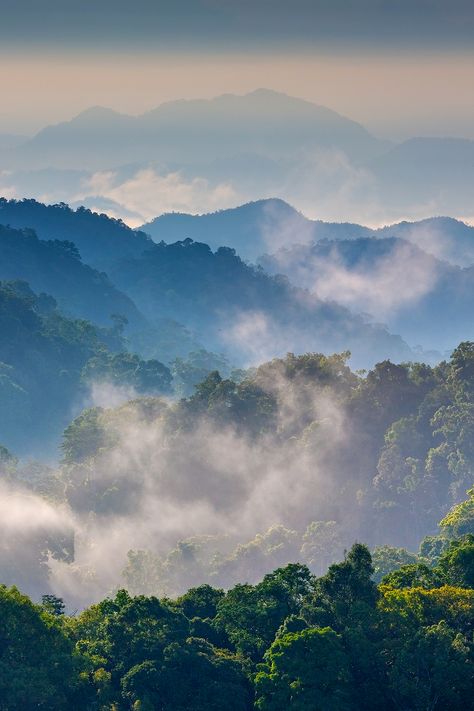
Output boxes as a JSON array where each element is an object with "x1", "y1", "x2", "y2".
[{"x1": 1, "y1": 196, "x2": 474, "y2": 709}]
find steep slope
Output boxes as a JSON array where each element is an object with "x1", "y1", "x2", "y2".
[
  {"x1": 0, "y1": 198, "x2": 151, "y2": 272},
  {"x1": 141, "y1": 199, "x2": 314, "y2": 261},
  {"x1": 110, "y1": 238, "x2": 414, "y2": 369},
  {"x1": 0, "y1": 280, "x2": 173, "y2": 455},
  {"x1": 0, "y1": 197, "x2": 434, "y2": 366},
  {"x1": 0, "y1": 281, "x2": 107, "y2": 454},
  {"x1": 0, "y1": 209, "x2": 201, "y2": 364},
  {"x1": 0, "y1": 223, "x2": 145, "y2": 329}
]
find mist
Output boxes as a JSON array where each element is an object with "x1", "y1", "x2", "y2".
[
  {"x1": 261, "y1": 236, "x2": 441, "y2": 322},
  {"x1": 0, "y1": 365, "x2": 361, "y2": 608}
]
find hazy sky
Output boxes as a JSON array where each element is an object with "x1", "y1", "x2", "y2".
[
  {"x1": 0, "y1": 1, "x2": 473, "y2": 139},
  {"x1": 1, "y1": 1, "x2": 473, "y2": 52}
]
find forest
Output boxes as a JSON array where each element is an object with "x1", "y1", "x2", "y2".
[
  {"x1": 2, "y1": 528, "x2": 473, "y2": 709},
  {"x1": 3, "y1": 1, "x2": 474, "y2": 707},
  {"x1": 1, "y1": 201, "x2": 474, "y2": 708}
]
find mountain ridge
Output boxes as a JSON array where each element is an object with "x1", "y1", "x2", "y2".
[
  {"x1": 0, "y1": 197, "x2": 416, "y2": 369},
  {"x1": 4, "y1": 89, "x2": 385, "y2": 170},
  {"x1": 141, "y1": 198, "x2": 474, "y2": 266}
]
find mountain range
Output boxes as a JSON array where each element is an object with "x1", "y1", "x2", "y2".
[
  {"x1": 0, "y1": 198, "x2": 413, "y2": 370},
  {"x1": 142, "y1": 198, "x2": 474, "y2": 266},
  {"x1": 1, "y1": 195, "x2": 474, "y2": 455},
  {"x1": 1, "y1": 89, "x2": 474, "y2": 223},
  {"x1": 2, "y1": 197, "x2": 474, "y2": 359},
  {"x1": 2, "y1": 90, "x2": 384, "y2": 171},
  {"x1": 142, "y1": 199, "x2": 474, "y2": 353}
]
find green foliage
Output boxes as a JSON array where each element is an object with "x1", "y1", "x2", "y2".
[
  {"x1": 171, "y1": 349, "x2": 232, "y2": 397},
  {"x1": 67, "y1": 589, "x2": 252, "y2": 710},
  {"x1": 383, "y1": 620, "x2": 472, "y2": 711},
  {"x1": 418, "y1": 534, "x2": 449, "y2": 566},
  {"x1": 437, "y1": 535, "x2": 474, "y2": 587},
  {"x1": 306, "y1": 544, "x2": 378, "y2": 631},
  {"x1": 381, "y1": 563, "x2": 444, "y2": 589},
  {"x1": 183, "y1": 370, "x2": 277, "y2": 435},
  {"x1": 0, "y1": 586, "x2": 80, "y2": 709},
  {"x1": 122, "y1": 638, "x2": 253, "y2": 711},
  {"x1": 216, "y1": 564, "x2": 313, "y2": 661},
  {"x1": 176, "y1": 584, "x2": 225, "y2": 620},
  {"x1": 41, "y1": 594, "x2": 66, "y2": 616},
  {"x1": 371, "y1": 545, "x2": 420, "y2": 582},
  {"x1": 2, "y1": 539, "x2": 474, "y2": 709},
  {"x1": 255, "y1": 627, "x2": 353, "y2": 711},
  {"x1": 440, "y1": 487, "x2": 474, "y2": 537},
  {"x1": 61, "y1": 407, "x2": 109, "y2": 464},
  {"x1": 379, "y1": 585, "x2": 474, "y2": 710},
  {"x1": 82, "y1": 350, "x2": 172, "y2": 394}
]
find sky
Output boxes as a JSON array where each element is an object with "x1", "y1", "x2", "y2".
[
  {"x1": 0, "y1": 1, "x2": 473, "y2": 139},
  {"x1": 0, "y1": 1, "x2": 473, "y2": 52}
]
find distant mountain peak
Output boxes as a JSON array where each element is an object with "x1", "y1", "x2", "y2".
[
  {"x1": 217, "y1": 197, "x2": 300, "y2": 213},
  {"x1": 244, "y1": 87, "x2": 316, "y2": 105},
  {"x1": 245, "y1": 88, "x2": 292, "y2": 100},
  {"x1": 70, "y1": 105, "x2": 129, "y2": 123}
]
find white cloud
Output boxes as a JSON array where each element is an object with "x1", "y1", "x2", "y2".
[
  {"x1": 75, "y1": 168, "x2": 242, "y2": 225},
  {"x1": 268, "y1": 239, "x2": 441, "y2": 321}
]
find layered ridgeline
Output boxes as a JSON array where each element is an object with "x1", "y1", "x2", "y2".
[
  {"x1": 2, "y1": 345, "x2": 474, "y2": 609},
  {"x1": 0, "y1": 198, "x2": 414, "y2": 371},
  {"x1": 0, "y1": 198, "x2": 152, "y2": 271},
  {"x1": 143, "y1": 199, "x2": 474, "y2": 353},
  {"x1": 142, "y1": 198, "x2": 474, "y2": 266},
  {"x1": 1, "y1": 90, "x2": 474, "y2": 222}
]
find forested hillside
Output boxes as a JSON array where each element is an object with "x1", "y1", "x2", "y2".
[
  {"x1": 142, "y1": 198, "x2": 474, "y2": 266},
  {"x1": 110, "y1": 239, "x2": 413, "y2": 367},
  {"x1": 3, "y1": 1, "x2": 474, "y2": 707},
  {"x1": 141, "y1": 199, "x2": 313, "y2": 261},
  {"x1": 0, "y1": 198, "x2": 415, "y2": 368},
  {"x1": 2, "y1": 345, "x2": 474, "y2": 608},
  {"x1": 0, "y1": 281, "x2": 171, "y2": 454},
  {"x1": 0, "y1": 198, "x2": 150, "y2": 271},
  {"x1": 0, "y1": 223, "x2": 144, "y2": 328}
]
